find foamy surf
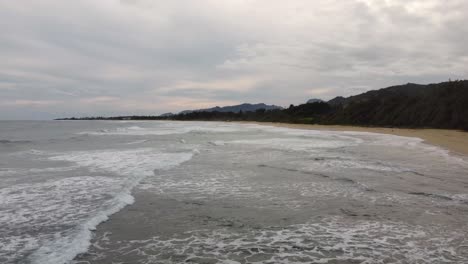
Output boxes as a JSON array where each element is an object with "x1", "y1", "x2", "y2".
[
  {"x1": 29, "y1": 192, "x2": 135, "y2": 264},
  {"x1": 77, "y1": 121, "x2": 255, "y2": 136},
  {"x1": 0, "y1": 146, "x2": 193, "y2": 264},
  {"x1": 1, "y1": 120, "x2": 467, "y2": 264},
  {"x1": 78, "y1": 216, "x2": 468, "y2": 264}
]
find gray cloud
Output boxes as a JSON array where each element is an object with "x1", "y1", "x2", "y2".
[{"x1": 0, "y1": 0, "x2": 467, "y2": 119}]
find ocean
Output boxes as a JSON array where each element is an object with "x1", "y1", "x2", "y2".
[{"x1": 1, "y1": 120, "x2": 468, "y2": 264}]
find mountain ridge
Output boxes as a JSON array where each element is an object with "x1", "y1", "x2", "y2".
[
  {"x1": 56, "y1": 80, "x2": 468, "y2": 130},
  {"x1": 179, "y1": 103, "x2": 283, "y2": 114},
  {"x1": 169, "y1": 80, "x2": 468, "y2": 130}
]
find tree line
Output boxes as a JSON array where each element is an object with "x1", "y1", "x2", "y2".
[{"x1": 58, "y1": 80, "x2": 468, "y2": 130}]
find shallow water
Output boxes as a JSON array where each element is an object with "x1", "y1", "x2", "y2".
[{"x1": 1, "y1": 121, "x2": 468, "y2": 264}]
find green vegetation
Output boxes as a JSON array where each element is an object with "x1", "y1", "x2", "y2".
[
  {"x1": 58, "y1": 80, "x2": 468, "y2": 130},
  {"x1": 323, "y1": 80, "x2": 468, "y2": 130}
]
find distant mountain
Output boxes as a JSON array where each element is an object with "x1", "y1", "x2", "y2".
[
  {"x1": 159, "y1": 112, "x2": 174, "y2": 117},
  {"x1": 324, "y1": 80, "x2": 468, "y2": 129},
  {"x1": 57, "y1": 80, "x2": 468, "y2": 130},
  {"x1": 327, "y1": 96, "x2": 346, "y2": 106},
  {"x1": 327, "y1": 83, "x2": 427, "y2": 108},
  {"x1": 307, "y1": 98, "x2": 324, "y2": 104},
  {"x1": 179, "y1": 103, "x2": 283, "y2": 114},
  {"x1": 168, "y1": 80, "x2": 468, "y2": 130}
]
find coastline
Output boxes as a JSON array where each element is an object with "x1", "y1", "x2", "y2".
[
  {"x1": 238, "y1": 121, "x2": 468, "y2": 156},
  {"x1": 71, "y1": 120, "x2": 468, "y2": 263}
]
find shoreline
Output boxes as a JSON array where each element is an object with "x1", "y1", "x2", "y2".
[
  {"x1": 236, "y1": 121, "x2": 468, "y2": 156},
  {"x1": 54, "y1": 119, "x2": 468, "y2": 157},
  {"x1": 71, "y1": 120, "x2": 468, "y2": 263}
]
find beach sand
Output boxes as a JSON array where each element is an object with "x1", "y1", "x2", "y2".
[{"x1": 240, "y1": 122, "x2": 468, "y2": 156}]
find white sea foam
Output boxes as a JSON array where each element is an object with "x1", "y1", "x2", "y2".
[
  {"x1": 32, "y1": 148, "x2": 193, "y2": 264},
  {"x1": 11, "y1": 149, "x2": 47, "y2": 156},
  {"x1": 29, "y1": 192, "x2": 135, "y2": 264},
  {"x1": 79, "y1": 122, "x2": 251, "y2": 136},
  {"x1": 138, "y1": 163, "x2": 401, "y2": 209},
  {"x1": 218, "y1": 124, "x2": 468, "y2": 169},
  {"x1": 218, "y1": 137, "x2": 357, "y2": 151},
  {"x1": 86, "y1": 217, "x2": 468, "y2": 264},
  {"x1": 123, "y1": 139, "x2": 147, "y2": 145},
  {"x1": 0, "y1": 169, "x2": 15, "y2": 177},
  {"x1": 0, "y1": 148, "x2": 193, "y2": 264},
  {"x1": 3, "y1": 121, "x2": 468, "y2": 264},
  {"x1": 192, "y1": 148, "x2": 201, "y2": 155},
  {"x1": 291, "y1": 155, "x2": 407, "y2": 173},
  {"x1": 0, "y1": 176, "x2": 122, "y2": 263},
  {"x1": 49, "y1": 148, "x2": 193, "y2": 177},
  {"x1": 252, "y1": 124, "x2": 468, "y2": 166},
  {"x1": 0, "y1": 166, "x2": 80, "y2": 177},
  {"x1": 208, "y1": 140, "x2": 225, "y2": 146}
]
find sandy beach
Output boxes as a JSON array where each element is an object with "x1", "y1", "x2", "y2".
[{"x1": 238, "y1": 122, "x2": 468, "y2": 156}]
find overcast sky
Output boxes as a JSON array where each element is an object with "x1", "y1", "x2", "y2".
[{"x1": 1, "y1": 0, "x2": 467, "y2": 119}]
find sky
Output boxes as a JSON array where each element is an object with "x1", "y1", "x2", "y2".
[{"x1": 1, "y1": 0, "x2": 467, "y2": 119}]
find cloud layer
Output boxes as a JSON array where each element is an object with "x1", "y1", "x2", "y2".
[{"x1": 1, "y1": 0, "x2": 467, "y2": 119}]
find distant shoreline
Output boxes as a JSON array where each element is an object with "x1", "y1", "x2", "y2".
[
  {"x1": 235, "y1": 121, "x2": 468, "y2": 157},
  {"x1": 52, "y1": 118, "x2": 468, "y2": 156},
  {"x1": 55, "y1": 80, "x2": 468, "y2": 131}
]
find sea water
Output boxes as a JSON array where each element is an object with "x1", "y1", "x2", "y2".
[{"x1": 1, "y1": 121, "x2": 467, "y2": 264}]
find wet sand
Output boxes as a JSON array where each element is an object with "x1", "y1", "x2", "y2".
[{"x1": 240, "y1": 122, "x2": 468, "y2": 156}]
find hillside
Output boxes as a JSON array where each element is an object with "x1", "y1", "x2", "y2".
[
  {"x1": 324, "y1": 80, "x2": 468, "y2": 129},
  {"x1": 57, "y1": 80, "x2": 468, "y2": 130},
  {"x1": 166, "y1": 80, "x2": 468, "y2": 130}
]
